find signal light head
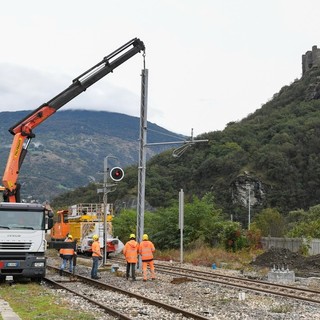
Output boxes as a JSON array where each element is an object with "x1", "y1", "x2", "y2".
[{"x1": 110, "y1": 167, "x2": 124, "y2": 182}]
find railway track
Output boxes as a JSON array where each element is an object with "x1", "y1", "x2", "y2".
[
  {"x1": 46, "y1": 265, "x2": 211, "y2": 320},
  {"x1": 157, "y1": 263, "x2": 320, "y2": 304},
  {"x1": 111, "y1": 257, "x2": 320, "y2": 305}
]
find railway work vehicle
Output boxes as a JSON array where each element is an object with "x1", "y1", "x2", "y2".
[
  {"x1": 0, "y1": 38, "x2": 145, "y2": 281},
  {"x1": 50, "y1": 203, "x2": 124, "y2": 256}
]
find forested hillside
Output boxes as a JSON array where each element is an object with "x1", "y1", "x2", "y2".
[
  {"x1": 0, "y1": 110, "x2": 184, "y2": 202},
  {"x1": 52, "y1": 66, "x2": 320, "y2": 226}
]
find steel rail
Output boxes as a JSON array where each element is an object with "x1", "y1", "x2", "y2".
[
  {"x1": 46, "y1": 264, "x2": 210, "y2": 320},
  {"x1": 156, "y1": 262, "x2": 320, "y2": 294},
  {"x1": 44, "y1": 276, "x2": 132, "y2": 320},
  {"x1": 153, "y1": 262, "x2": 320, "y2": 304},
  {"x1": 110, "y1": 257, "x2": 320, "y2": 305}
]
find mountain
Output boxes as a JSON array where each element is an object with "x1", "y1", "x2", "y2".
[
  {"x1": 0, "y1": 109, "x2": 185, "y2": 203},
  {"x1": 98, "y1": 55, "x2": 320, "y2": 224}
]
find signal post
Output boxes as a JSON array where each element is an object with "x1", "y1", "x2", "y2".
[{"x1": 100, "y1": 156, "x2": 124, "y2": 266}]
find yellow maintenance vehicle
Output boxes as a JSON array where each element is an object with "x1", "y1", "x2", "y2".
[{"x1": 50, "y1": 203, "x2": 123, "y2": 256}]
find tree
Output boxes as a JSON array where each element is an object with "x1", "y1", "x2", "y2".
[
  {"x1": 112, "y1": 209, "x2": 137, "y2": 243},
  {"x1": 222, "y1": 221, "x2": 246, "y2": 252},
  {"x1": 286, "y1": 204, "x2": 320, "y2": 238},
  {"x1": 252, "y1": 208, "x2": 286, "y2": 237},
  {"x1": 125, "y1": 192, "x2": 245, "y2": 251}
]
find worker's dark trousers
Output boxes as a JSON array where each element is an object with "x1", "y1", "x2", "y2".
[{"x1": 126, "y1": 262, "x2": 136, "y2": 279}]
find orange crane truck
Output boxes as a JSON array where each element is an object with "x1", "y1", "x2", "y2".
[{"x1": 0, "y1": 38, "x2": 144, "y2": 282}]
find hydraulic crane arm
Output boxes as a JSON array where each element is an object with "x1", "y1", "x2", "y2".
[{"x1": 2, "y1": 38, "x2": 145, "y2": 202}]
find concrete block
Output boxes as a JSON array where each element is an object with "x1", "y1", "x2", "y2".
[{"x1": 267, "y1": 270, "x2": 295, "y2": 284}]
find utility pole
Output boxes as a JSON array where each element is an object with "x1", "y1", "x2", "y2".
[
  {"x1": 136, "y1": 53, "x2": 208, "y2": 269},
  {"x1": 136, "y1": 56, "x2": 148, "y2": 270},
  {"x1": 247, "y1": 184, "x2": 251, "y2": 230},
  {"x1": 102, "y1": 155, "x2": 117, "y2": 265},
  {"x1": 179, "y1": 189, "x2": 184, "y2": 264}
]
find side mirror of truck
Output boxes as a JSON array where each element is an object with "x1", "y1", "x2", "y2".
[
  {"x1": 47, "y1": 218, "x2": 54, "y2": 230},
  {"x1": 46, "y1": 210, "x2": 54, "y2": 230}
]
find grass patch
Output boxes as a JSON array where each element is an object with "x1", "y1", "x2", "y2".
[
  {"x1": 156, "y1": 245, "x2": 263, "y2": 271},
  {"x1": 0, "y1": 282, "x2": 96, "y2": 320},
  {"x1": 270, "y1": 304, "x2": 293, "y2": 313}
]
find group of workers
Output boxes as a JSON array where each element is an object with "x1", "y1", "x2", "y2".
[
  {"x1": 123, "y1": 233, "x2": 156, "y2": 281},
  {"x1": 59, "y1": 233, "x2": 102, "y2": 279},
  {"x1": 59, "y1": 233, "x2": 155, "y2": 282}
]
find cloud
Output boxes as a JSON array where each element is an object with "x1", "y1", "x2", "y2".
[{"x1": 0, "y1": 63, "x2": 141, "y2": 117}]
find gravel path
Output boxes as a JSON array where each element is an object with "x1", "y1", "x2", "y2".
[{"x1": 47, "y1": 257, "x2": 320, "y2": 319}]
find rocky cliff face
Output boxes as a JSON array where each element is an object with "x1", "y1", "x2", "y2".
[
  {"x1": 231, "y1": 172, "x2": 267, "y2": 209},
  {"x1": 305, "y1": 75, "x2": 320, "y2": 100}
]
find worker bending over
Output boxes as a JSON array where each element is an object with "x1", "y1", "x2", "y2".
[{"x1": 59, "y1": 234, "x2": 75, "y2": 275}]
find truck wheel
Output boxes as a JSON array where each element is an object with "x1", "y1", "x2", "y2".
[{"x1": 32, "y1": 277, "x2": 43, "y2": 283}]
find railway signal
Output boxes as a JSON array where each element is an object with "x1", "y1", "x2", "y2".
[{"x1": 110, "y1": 167, "x2": 124, "y2": 182}]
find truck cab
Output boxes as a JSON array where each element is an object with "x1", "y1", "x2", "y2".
[{"x1": 0, "y1": 202, "x2": 53, "y2": 282}]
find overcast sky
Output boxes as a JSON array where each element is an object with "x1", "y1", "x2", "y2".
[{"x1": 0, "y1": 0, "x2": 319, "y2": 136}]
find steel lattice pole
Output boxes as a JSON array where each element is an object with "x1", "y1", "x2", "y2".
[{"x1": 136, "y1": 67, "x2": 148, "y2": 270}]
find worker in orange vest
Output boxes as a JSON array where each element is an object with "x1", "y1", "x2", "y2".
[
  {"x1": 91, "y1": 234, "x2": 102, "y2": 279},
  {"x1": 123, "y1": 233, "x2": 139, "y2": 281},
  {"x1": 139, "y1": 234, "x2": 155, "y2": 281},
  {"x1": 59, "y1": 234, "x2": 75, "y2": 275}
]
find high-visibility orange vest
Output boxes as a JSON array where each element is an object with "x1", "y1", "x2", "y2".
[
  {"x1": 139, "y1": 240, "x2": 155, "y2": 261},
  {"x1": 123, "y1": 240, "x2": 139, "y2": 263},
  {"x1": 59, "y1": 239, "x2": 75, "y2": 256},
  {"x1": 92, "y1": 240, "x2": 101, "y2": 257}
]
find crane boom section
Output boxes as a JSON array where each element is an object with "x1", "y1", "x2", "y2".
[
  {"x1": 9, "y1": 38, "x2": 145, "y2": 134},
  {"x1": 2, "y1": 38, "x2": 145, "y2": 202}
]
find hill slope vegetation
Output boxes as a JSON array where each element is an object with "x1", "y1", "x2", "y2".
[
  {"x1": 0, "y1": 109, "x2": 184, "y2": 202},
  {"x1": 101, "y1": 66, "x2": 320, "y2": 224}
]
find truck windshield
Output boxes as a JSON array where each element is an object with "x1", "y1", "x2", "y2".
[{"x1": 0, "y1": 210, "x2": 44, "y2": 230}]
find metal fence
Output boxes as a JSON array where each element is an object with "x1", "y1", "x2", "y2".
[{"x1": 261, "y1": 237, "x2": 320, "y2": 255}]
